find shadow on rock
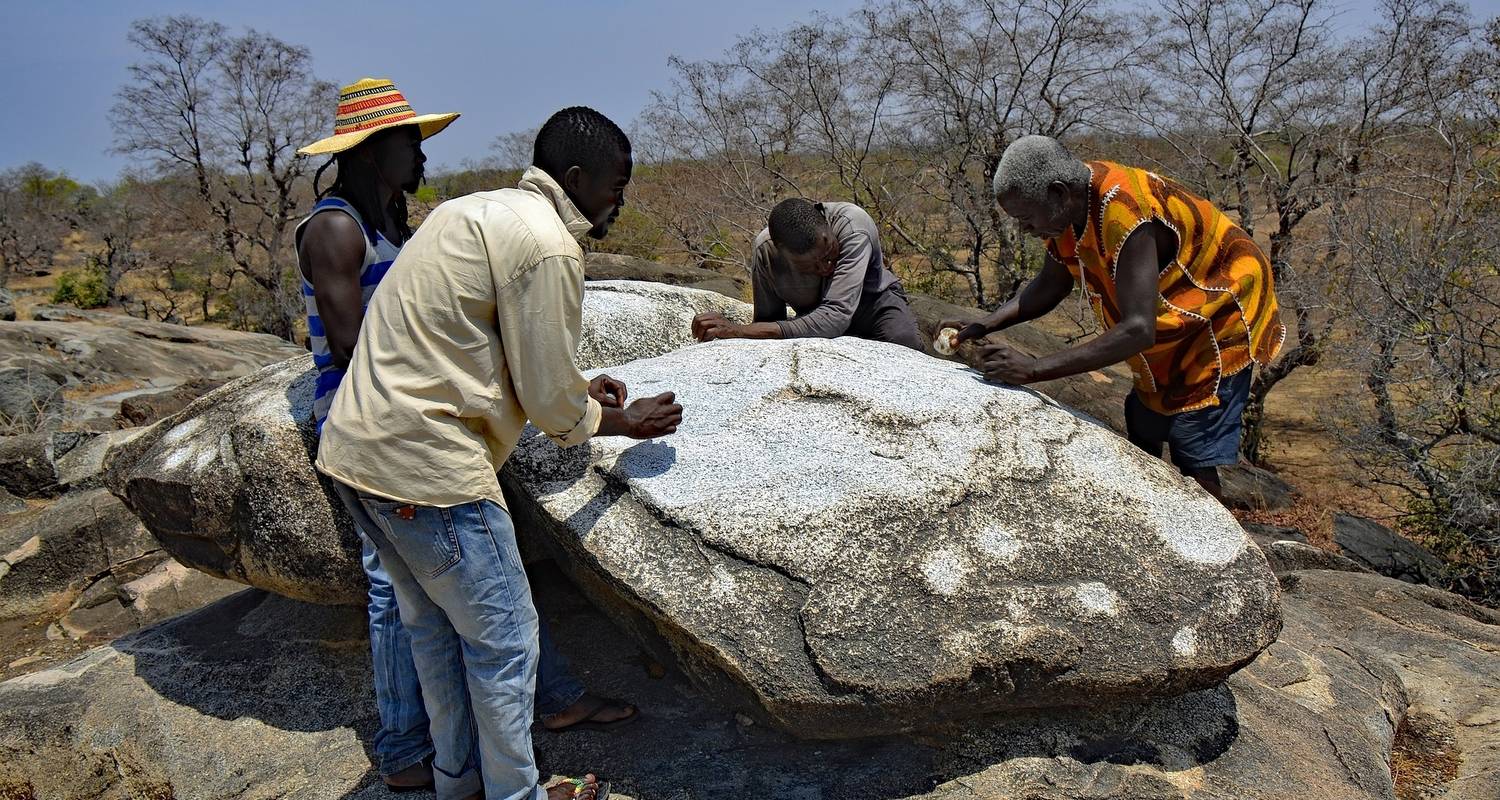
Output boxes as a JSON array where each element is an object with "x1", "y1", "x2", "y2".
[
  {"x1": 516, "y1": 561, "x2": 1242, "y2": 800},
  {"x1": 121, "y1": 588, "x2": 381, "y2": 745}
]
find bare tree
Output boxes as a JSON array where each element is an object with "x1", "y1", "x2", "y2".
[
  {"x1": 0, "y1": 163, "x2": 89, "y2": 284},
  {"x1": 638, "y1": 0, "x2": 1137, "y2": 303},
  {"x1": 111, "y1": 15, "x2": 332, "y2": 340},
  {"x1": 865, "y1": 0, "x2": 1139, "y2": 305}
]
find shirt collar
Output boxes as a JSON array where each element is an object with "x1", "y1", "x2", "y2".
[{"x1": 516, "y1": 166, "x2": 594, "y2": 241}]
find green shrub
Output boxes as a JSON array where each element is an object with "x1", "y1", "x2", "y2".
[{"x1": 52, "y1": 267, "x2": 109, "y2": 309}]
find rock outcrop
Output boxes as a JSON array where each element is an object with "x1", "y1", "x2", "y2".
[
  {"x1": 0, "y1": 488, "x2": 157, "y2": 619},
  {"x1": 0, "y1": 307, "x2": 303, "y2": 430},
  {"x1": 916, "y1": 569, "x2": 1500, "y2": 800},
  {"x1": 1, "y1": 568, "x2": 1493, "y2": 800},
  {"x1": 104, "y1": 354, "x2": 366, "y2": 605},
  {"x1": 503, "y1": 336, "x2": 1281, "y2": 738},
  {"x1": 1333, "y1": 513, "x2": 1447, "y2": 586}
]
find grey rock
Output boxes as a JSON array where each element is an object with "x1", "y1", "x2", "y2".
[
  {"x1": 0, "y1": 308, "x2": 302, "y2": 431},
  {"x1": 577, "y1": 280, "x2": 752, "y2": 371},
  {"x1": 102, "y1": 283, "x2": 759, "y2": 605},
  {"x1": 0, "y1": 488, "x2": 155, "y2": 619},
  {"x1": 904, "y1": 291, "x2": 1134, "y2": 432},
  {"x1": 104, "y1": 354, "x2": 366, "y2": 605},
  {"x1": 0, "y1": 432, "x2": 63, "y2": 497},
  {"x1": 1240, "y1": 521, "x2": 1308, "y2": 546},
  {"x1": 0, "y1": 287, "x2": 14, "y2": 321},
  {"x1": 0, "y1": 590, "x2": 377, "y2": 799},
  {"x1": 2, "y1": 566, "x2": 1494, "y2": 800},
  {"x1": 917, "y1": 569, "x2": 1500, "y2": 800},
  {"x1": 53, "y1": 428, "x2": 142, "y2": 491},
  {"x1": 0, "y1": 365, "x2": 65, "y2": 430},
  {"x1": 504, "y1": 337, "x2": 1281, "y2": 738},
  {"x1": 113, "y1": 376, "x2": 227, "y2": 428},
  {"x1": 0, "y1": 485, "x2": 24, "y2": 515},
  {"x1": 1333, "y1": 513, "x2": 1446, "y2": 586},
  {"x1": 1260, "y1": 540, "x2": 1371, "y2": 574},
  {"x1": 116, "y1": 558, "x2": 243, "y2": 623},
  {"x1": 1219, "y1": 463, "x2": 1296, "y2": 512}
]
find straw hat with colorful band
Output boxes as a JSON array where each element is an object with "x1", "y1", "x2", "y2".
[{"x1": 298, "y1": 77, "x2": 459, "y2": 156}]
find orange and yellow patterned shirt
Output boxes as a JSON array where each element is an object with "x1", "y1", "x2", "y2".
[{"x1": 1046, "y1": 161, "x2": 1285, "y2": 414}]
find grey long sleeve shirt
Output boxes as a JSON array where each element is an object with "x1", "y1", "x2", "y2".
[{"x1": 747, "y1": 202, "x2": 898, "y2": 339}]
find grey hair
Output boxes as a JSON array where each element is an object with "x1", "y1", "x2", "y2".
[{"x1": 993, "y1": 135, "x2": 1090, "y2": 202}]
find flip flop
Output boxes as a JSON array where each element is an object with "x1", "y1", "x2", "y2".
[
  {"x1": 542, "y1": 695, "x2": 639, "y2": 733},
  {"x1": 554, "y1": 776, "x2": 611, "y2": 800}
]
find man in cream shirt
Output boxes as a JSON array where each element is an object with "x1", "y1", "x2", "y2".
[{"x1": 318, "y1": 107, "x2": 681, "y2": 800}]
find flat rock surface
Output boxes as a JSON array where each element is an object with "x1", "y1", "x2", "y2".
[
  {"x1": 1, "y1": 568, "x2": 1493, "y2": 800},
  {"x1": 0, "y1": 308, "x2": 302, "y2": 429},
  {"x1": 504, "y1": 337, "x2": 1281, "y2": 738}
]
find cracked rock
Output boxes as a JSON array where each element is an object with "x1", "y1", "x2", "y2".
[{"x1": 503, "y1": 336, "x2": 1282, "y2": 739}]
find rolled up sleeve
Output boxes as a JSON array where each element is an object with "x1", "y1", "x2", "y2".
[
  {"x1": 496, "y1": 254, "x2": 601, "y2": 447},
  {"x1": 776, "y1": 229, "x2": 872, "y2": 339}
]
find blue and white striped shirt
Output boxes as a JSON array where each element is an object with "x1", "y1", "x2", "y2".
[{"x1": 295, "y1": 196, "x2": 401, "y2": 432}]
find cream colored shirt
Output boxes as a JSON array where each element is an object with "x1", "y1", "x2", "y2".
[{"x1": 315, "y1": 167, "x2": 602, "y2": 507}]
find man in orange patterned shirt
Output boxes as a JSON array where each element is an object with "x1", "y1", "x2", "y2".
[{"x1": 942, "y1": 136, "x2": 1284, "y2": 501}]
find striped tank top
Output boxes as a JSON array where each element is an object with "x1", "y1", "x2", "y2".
[{"x1": 295, "y1": 197, "x2": 400, "y2": 431}]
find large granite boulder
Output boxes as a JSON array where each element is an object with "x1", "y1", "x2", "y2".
[
  {"x1": 503, "y1": 336, "x2": 1281, "y2": 738},
  {"x1": 101, "y1": 283, "x2": 755, "y2": 605},
  {"x1": 104, "y1": 353, "x2": 365, "y2": 605},
  {"x1": 577, "y1": 280, "x2": 751, "y2": 371},
  {"x1": 2, "y1": 568, "x2": 1493, "y2": 800}
]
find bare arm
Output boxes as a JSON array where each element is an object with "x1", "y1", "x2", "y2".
[
  {"x1": 945, "y1": 252, "x2": 1074, "y2": 343},
  {"x1": 979, "y1": 223, "x2": 1162, "y2": 384},
  {"x1": 299, "y1": 212, "x2": 368, "y2": 371}
]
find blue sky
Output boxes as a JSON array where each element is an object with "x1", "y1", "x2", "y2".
[{"x1": 1, "y1": 0, "x2": 1492, "y2": 183}]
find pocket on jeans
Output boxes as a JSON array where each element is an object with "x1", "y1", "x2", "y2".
[{"x1": 360, "y1": 498, "x2": 463, "y2": 579}]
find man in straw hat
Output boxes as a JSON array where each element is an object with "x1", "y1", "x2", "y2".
[
  {"x1": 299, "y1": 84, "x2": 633, "y2": 796},
  {"x1": 297, "y1": 76, "x2": 457, "y2": 791},
  {"x1": 317, "y1": 105, "x2": 681, "y2": 800}
]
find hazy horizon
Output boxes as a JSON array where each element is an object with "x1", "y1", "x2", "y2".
[{"x1": 0, "y1": 0, "x2": 1484, "y2": 184}]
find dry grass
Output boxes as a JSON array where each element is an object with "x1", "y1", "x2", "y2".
[{"x1": 1391, "y1": 711, "x2": 1463, "y2": 800}]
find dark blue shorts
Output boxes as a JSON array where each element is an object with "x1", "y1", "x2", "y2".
[{"x1": 1125, "y1": 368, "x2": 1252, "y2": 471}]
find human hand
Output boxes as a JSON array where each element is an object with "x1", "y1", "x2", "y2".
[
  {"x1": 624, "y1": 392, "x2": 684, "y2": 438},
  {"x1": 691, "y1": 312, "x2": 742, "y2": 342},
  {"x1": 978, "y1": 343, "x2": 1039, "y2": 385},
  {"x1": 588, "y1": 374, "x2": 627, "y2": 408},
  {"x1": 938, "y1": 317, "x2": 990, "y2": 346}
]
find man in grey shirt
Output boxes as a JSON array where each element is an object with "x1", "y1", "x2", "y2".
[{"x1": 691, "y1": 198, "x2": 923, "y2": 349}]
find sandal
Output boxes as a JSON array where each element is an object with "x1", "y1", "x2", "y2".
[{"x1": 551, "y1": 776, "x2": 611, "y2": 800}]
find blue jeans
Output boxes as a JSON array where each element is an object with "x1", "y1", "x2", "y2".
[
  {"x1": 362, "y1": 542, "x2": 585, "y2": 778},
  {"x1": 1125, "y1": 367, "x2": 1253, "y2": 471},
  {"x1": 338, "y1": 482, "x2": 583, "y2": 800},
  {"x1": 362, "y1": 536, "x2": 435, "y2": 776}
]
